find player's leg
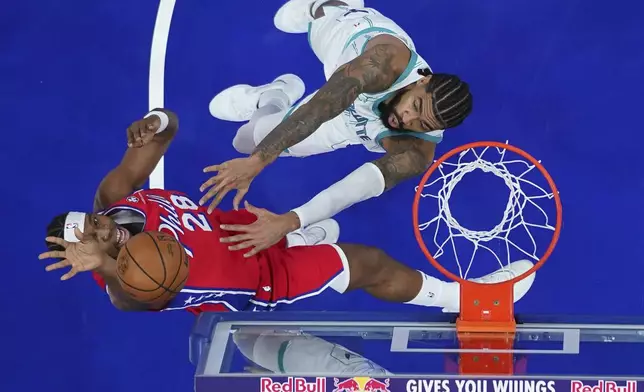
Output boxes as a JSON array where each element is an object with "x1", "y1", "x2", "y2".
[
  {"x1": 274, "y1": 1, "x2": 363, "y2": 33},
  {"x1": 275, "y1": 1, "x2": 367, "y2": 79},
  {"x1": 260, "y1": 243, "x2": 535, "y2": 311},
  {"x1": 210, "y1": 76, "x2": 353, "y2": 157},
  {"x1": 335, "y1": 244, "x2": 536, "y2": 311},
  {"x1": 233, "y1": 328, "x2": 391, "y2": 375},
  {"x1": 209, "y1": 73, "x2": 304, "y2": 124}
]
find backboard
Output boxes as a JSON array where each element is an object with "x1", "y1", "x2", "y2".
[{"x1": 190, "y1": 312, "x2": 644, "y2": 391}]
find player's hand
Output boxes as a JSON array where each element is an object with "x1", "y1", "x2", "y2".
[
  {"x1": 199, "y1": 156, "x2": 265, "y2": 213},
  {"x1": 219, "y1": 201, "x2": 299, "y2": 258},
  {"x1": 127, "y1": 115, "x2": 159, "y2": 148},
  {"x1": 38, "y1": 228, "x2": 106, "y2": 281}
]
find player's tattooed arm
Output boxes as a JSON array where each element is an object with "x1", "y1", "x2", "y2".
[
  {"x1": 251, "y1": 39, "x2": 411, "y2": 164},
  {"x1": 93, "y1": 108, "x2": 179, "y2": 212},
  {"x1": 373, "y1": 136, "x2": 436, "y2": 190}
]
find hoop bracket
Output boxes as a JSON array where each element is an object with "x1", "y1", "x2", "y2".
[{"x1": 456, "y1": 281, "x2": 516, "y2": 375}]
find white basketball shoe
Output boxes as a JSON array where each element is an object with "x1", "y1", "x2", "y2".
[
  {"x1": 208, "y1": 74, "x2": 305, "y2": 122},
  {"x1": 442, "y1": 259, "x2": 536, "y2": 313},
  {"x1": 274, "y1": 0, "x2": 365, "y2": 34},
  {"x1": 286, "y1": 219, "x2": 340, "y2": 247}
]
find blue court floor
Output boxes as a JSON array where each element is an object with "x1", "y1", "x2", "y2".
[{"x1": 2, "y1": 0, "x2": 644, "y2": 391}]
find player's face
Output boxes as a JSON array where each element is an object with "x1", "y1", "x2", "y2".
[
  {"x1": 83, "y1": 213, "x2": 131, "y2": 250},
  {"x1": 379, "y1": 76, "x2": 443, "y2": 132}
]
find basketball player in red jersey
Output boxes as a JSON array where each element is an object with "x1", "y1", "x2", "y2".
[{"x1": 38, "y1": 109, "x2": 535, "y2": 314}]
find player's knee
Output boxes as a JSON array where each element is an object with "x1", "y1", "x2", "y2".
[{"x1": 338, "y1": 244, "x2": 392, "y2": 290}]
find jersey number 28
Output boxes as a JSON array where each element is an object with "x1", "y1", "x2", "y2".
[{"x1": 170, "y1": 194, "x2": 213, "y2": 232}]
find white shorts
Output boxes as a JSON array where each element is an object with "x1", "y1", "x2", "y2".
[
  {"x1": 233, "y1": 329, "x2": 391, "y2": 375},
  {"x1": 308, "y1": 6, "x2": 414, "y2": 79}
]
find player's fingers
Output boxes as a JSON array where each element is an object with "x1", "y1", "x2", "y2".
[
  {"x1": 141, "y1": 128, "x2": 156, "y2": 144},
  {"x1": 203, "y1": 176, "x2": 234, "y2": 210},
  {"x1": 126, "y1": 128, "x2": 135, "y2": 147},
  {"x1": 206, "y1": 186, "x2": 231, "y2": 214},
  {"x1": 45, "y1": 236, "x2": 69, "y2": 247},
  {"x1": 39, "y1": 250, "x2": 66, "y2": 260},
  {"x1": 137, "y1": 124, "x2": 148, "y2": 147},
  {"x1": 203, "y1": 164, "x2": 223, "y2": 174},
  {"x1": 130, "y1": 124, "x2": 143, "y2": 146},
  {"x1": 220, "y1": 233, "x2": 253, "y2": 244},
  {"x1": 243, "y1": 245, "x2": 262, "y2": 258},
  {"x1": 60, "y1": 267, "x2": 78, "y2": 281},
  {"x1": 199, "y1": 177, "x2": 217, "y2": 194},
  {"x1": 232, "y1": 189, "x2": 248, "y2": 211},
  {"x1": 199, "y1": 176, "x2": 229, "y2": 206},
  {"x1": 199, "y1": 172, "x2": 228, "y2": 194},
  {"x1": 74, "y1": 227, "x2": 88, "y2": 243},
  {"x1": 45, "y1": 259, "x2": 70, "y2": 272},
  {"x1": 226, "y1": 240, "x2": 255, "y2": 253},
  {"x1": 242, "y1": 200, "x2": 262, "y2": 215},
  {"x1": 219, "y1": 223, "x2": 252, "y2": 233}
]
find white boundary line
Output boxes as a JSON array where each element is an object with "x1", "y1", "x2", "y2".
[{"x1": 148, "y1": 0, "x2": 176, "y2": 189}]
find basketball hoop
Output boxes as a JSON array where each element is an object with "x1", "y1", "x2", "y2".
[{"x1": 412, "y1": 141, "x2": 563, "y2": 375}]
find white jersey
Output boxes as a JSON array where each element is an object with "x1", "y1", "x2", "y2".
[{"x1": 289, "y1": 7, "x2": 445, "y2": 154}]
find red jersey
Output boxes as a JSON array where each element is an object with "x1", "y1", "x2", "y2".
[
  {"x1": 94, "y1": 189, "x2": 278, "y2": 313},
  {"x1": 92, "y1": 189, "x2": 348, "y2": 315}
]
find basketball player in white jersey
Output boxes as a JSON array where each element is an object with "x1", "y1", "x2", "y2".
[
  {"x1": 233, "y1": 328, "x2": 392, "y2": 375},
  {"x1": 200, "y1": 0, "x2": 473, "y2": 255}
]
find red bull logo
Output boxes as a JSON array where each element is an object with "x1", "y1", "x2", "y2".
[
  {"x1": 571, "y1": 380, "x2": 637, "y2": 392},
  {"x1": 333, "y1": 377, "x2": 391, "y2": 392},
  {"x1": 260, "y1": 377, "x2": 326, "y2": 392}
]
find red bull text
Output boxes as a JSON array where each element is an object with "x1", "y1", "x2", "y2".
[
  {"x1": 260, "y1": 377, "x2": 326, "y2": 392},
  {"x1": 571, "y1": 381, "x2": 637, "y2": 392}
]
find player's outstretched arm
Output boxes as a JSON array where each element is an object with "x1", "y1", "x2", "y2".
[
  {"x1": 93, "y1": 109, "x2": 179, "y2": 211},
  {"x1": 250, "y1": 37, "x2": 410, "y2": 165},
  {"x1": 284, "y1": 137, "x2": 434, "y2": 229},
  {"x1": 373, "y1": 135, "x2": 436, "y2": 190}
]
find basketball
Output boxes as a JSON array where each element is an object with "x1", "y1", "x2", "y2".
[{"x1": 116, "y1": 231, "x2": 189, "y2": 305}]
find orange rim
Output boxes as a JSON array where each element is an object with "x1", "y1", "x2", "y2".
[{"x1": 412, "y1": 141, "x2": 562, "y2": 286}]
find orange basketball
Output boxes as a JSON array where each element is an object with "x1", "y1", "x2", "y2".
[{"x1": 116, "y1": 231, "x2": 189, "y2": 305}]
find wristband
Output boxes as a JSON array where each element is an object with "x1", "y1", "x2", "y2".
[{"x1": 144, "y1": 110, "x2": 169, "y2": 134}]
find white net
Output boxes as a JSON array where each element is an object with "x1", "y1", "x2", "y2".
[{"x1": 415, "y1": 142, "x2": 558, "y2": 279}]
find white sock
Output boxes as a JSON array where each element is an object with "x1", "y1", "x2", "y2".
[{"x1": 405, "y1": 271, "x2": 459, "y2": 309}]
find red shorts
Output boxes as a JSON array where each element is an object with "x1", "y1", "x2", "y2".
[
  {"x1": 216, "y1": 208, "x2": 351, "y2": 311},
  {"x1": 250, "y1": 243, "x2": 350, "y2": 311}
]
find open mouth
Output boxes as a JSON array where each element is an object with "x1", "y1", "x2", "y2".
[{"x1": 115, "y1": 226, "x2": 131, "y2": 247}]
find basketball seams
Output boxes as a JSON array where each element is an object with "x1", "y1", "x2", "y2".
[
  {"x1": 143, "y1": 232, "x2": 168, "y2": 284},
  {"x1": 124, "y1": 240, "x2": 171, "y2": 290},
  {"x1": 116, "y1": 232, "x2": 188, "y2": 304},
  {"x1": 164, "y1": 238, "x2": 185, "y2": 293}
]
